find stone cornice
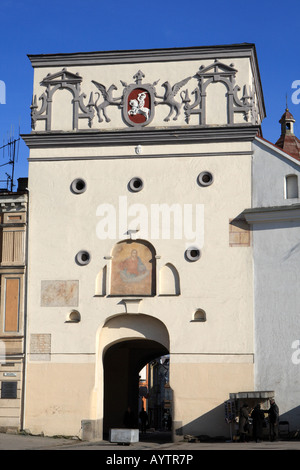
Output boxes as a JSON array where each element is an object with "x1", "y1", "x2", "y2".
[
  {"x1": 244, "y1": 204, "x2": 300, "y2": 224},
  {"x1": 28, "y1": 43, "x2": 258, "y2": 67},
  {"x1": 0, "y1": 195, "x2": 28, "y2": 212},
  {"x1": 28, "y1": 151, "x2": 253, "y2": 163},
  {"x1": 21, "y1": 125, "x2": 261, "y2": 149}
]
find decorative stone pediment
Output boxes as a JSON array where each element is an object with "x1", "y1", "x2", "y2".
[
  {"x1": 41, "y1": 69, "x2": 82, "y2": 86},
  {"x1": 196, "y1": 59, "x2": 237, "y2": 76}
]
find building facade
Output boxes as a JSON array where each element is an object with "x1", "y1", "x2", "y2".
[
  {"x1": 245, "y1": 112, "x2": 300, "y2": 430},
  {"x1": 0, "y1": 179, "x2": 28, "y2": 431},
  {"x1": 21, "y1": 44, "x2": 269, "y2": 440}
]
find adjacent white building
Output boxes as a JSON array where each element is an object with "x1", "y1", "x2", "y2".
[
  {"x1": 245, "y1": 118, "x2": 300, "y2": 430},
  {"x1": 0, "y1": 179, "x2": 28, "y2": 432}
]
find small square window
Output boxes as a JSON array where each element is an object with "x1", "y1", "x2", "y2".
[
  {"x1": 1, "y1": 381, "x2": 17, "y2": 399},
  {"x1": 285, "y1": 175, "x2": 298, "y2": 199}
]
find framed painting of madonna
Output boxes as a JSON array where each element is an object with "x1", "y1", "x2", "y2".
[{"x1": 110, "y1": 240, "x2": 156, "y2": 296}]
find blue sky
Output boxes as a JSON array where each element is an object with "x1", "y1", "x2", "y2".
[{"x1": 0, "y1": 0, "x2": 299, "y2": 186}]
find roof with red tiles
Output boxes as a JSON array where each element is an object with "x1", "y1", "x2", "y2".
[{"x1": 275, "y1": 108, "x2": 300, "y2": 160}]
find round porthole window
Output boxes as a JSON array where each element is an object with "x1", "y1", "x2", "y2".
[
  {"x1": 197, "y1": 171, "x2": 213, "y2": 187},
  {"x1": 71, "y1": 178, "x2": 87, "y2": 194},
  {"x1": 75, "y1": 250, "x2": 91, "y2": 266},
  {"x1": 128, "y1": 177, "x2": 144, "y2": 192},
  {"x1": 185, "y1": 246, "x2": 201, "y2": 262}
]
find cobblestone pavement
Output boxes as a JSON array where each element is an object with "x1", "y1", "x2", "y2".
[{"x1": 1, "y1": 431, "x2": 300, "y2": 451}]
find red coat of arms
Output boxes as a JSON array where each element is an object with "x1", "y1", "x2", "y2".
[{"x1": 122, "y1": 71, "x2": 157, "y2": 127}]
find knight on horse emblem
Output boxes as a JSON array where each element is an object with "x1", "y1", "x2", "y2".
[
  {"x1": 128, "y1": 91, "x2": 150, "y2": 120},
  {"x1": 121, "y1": 70, "x2": 158, "y2": 127}
]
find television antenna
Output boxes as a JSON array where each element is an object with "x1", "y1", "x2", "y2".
[{"x1": 0, "y1": 128, "x2": 20, "y2": 192}]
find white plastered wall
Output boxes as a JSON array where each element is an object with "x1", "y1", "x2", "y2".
[
  {"x1": 24, "y1": 48, "x2": 259, "y2": 438},
  {"x1": 24, "y1": 141, "x2": 254, "y2": 437}
]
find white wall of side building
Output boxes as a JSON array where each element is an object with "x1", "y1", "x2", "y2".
[{"x1": 246, "y1": 138, "x2": 300, "y2": 430}]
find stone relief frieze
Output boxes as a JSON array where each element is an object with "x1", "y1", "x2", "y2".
[
  {"x1": 92, "y1": 70, "x2": 160, "y2": 128},
  {"x1": 184, "y1": 60, "x2": 257, "y2": 125},
  {"x1": 92, "y1": 81, "x2": 122, "y2": 123},
  {"x1": 155, "y1": 76, "x2": 192, "y2": 122},
  {"x1": 30, "y1": 61, "x2": 259, "y2": 132},
  {"x1": 31, "y1": 69, "x2": 95, "y2": 131}
]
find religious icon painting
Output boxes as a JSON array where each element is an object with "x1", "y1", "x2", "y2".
[{"x1": 110, "y1": 241, "x2": 155, "y2": 296}]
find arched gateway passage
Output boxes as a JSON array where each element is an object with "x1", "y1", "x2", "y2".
[{"x1": 100, "y1": 314, "x2": 170, "y2": 438}]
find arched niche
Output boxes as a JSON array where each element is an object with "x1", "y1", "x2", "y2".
[
  {"x1": 206, "y1": 81, "x2": 228, "y2": 125},
  {"x1": 51, "y1": 88, "x2": 74, "y2": 130},
  {"x1": 31, "y1": 69, "x2": 94, "y2": 131},
  {"x1": 192, "y1": 308, "x2": 207, "y2": 322},
  {"x1": 110, "y1": 240, "x2": 156, "y2": 296},
  {"x1": 95, "y1": 266, "x2": 107, "y2": 296},
  {"x1": 159, "y1": 263, "x2": 180, "y2": 296}
]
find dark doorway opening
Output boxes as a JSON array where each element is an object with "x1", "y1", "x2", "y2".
[{"x1": 103, "y1": 338, "x2": 169, "y2": 441}]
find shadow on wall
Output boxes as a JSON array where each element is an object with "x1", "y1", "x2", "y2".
[
  {"x1": 279, "y1": 405, "x2": 300, "y2": 433},
  {"x1": 174, "y1": 403, "x2": 230, "y2": 439},
  {"x1": 173, "y1": 404, "x2": 300, "y2": 441}
]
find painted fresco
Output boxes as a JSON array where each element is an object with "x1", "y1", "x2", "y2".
[
  {"x1": 110, "y1": 241, "x2": 154, "y2": 296},
  {"x1": 41, "y1": 280, "x2": 79, "y2": 307}
]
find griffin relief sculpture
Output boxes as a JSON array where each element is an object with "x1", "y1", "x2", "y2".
[
  {"x1": 92, "y1": 81, "x2": 122, "y2": 123},
  {"x1": 155, "y1": 77, "x2": 192, "y2": 121}
]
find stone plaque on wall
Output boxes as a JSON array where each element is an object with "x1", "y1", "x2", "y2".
[
  {"x1": 30, "y1": 334, "x2": 51, "y2": 361},
  {"x1": 41, "y1": 280, "x2": 79, "y2": 307}
]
